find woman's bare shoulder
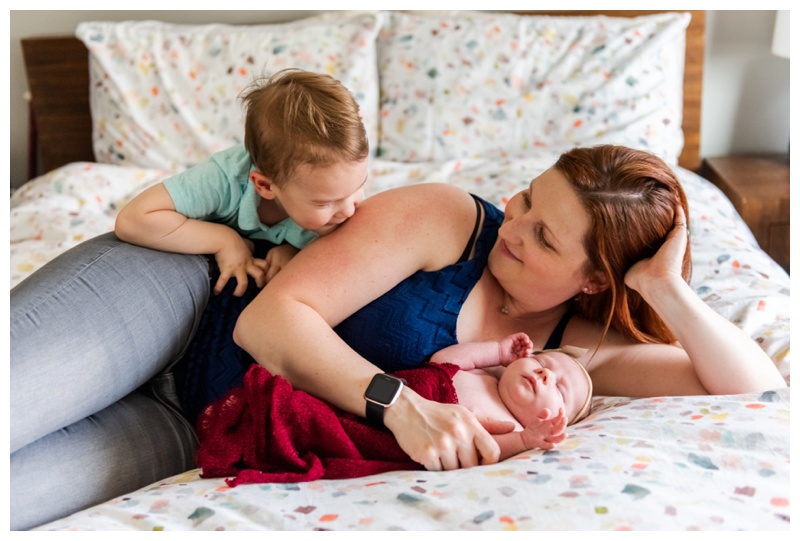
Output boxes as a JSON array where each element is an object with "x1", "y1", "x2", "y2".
[
  {"x1": 354, "y1": 184, "x2": 479, "y2": 252},
  {"x1": 292, "y1": 183, "x2": 479, "y2": 280},
  {"x1": 363, "y1": 183, "x2": 476, "y2": 218}
]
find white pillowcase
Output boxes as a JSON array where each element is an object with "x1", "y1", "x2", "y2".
[
  {"x1": 76, "y1": 12, "x2": 382, "y2": 170},
  {"x1": 376, "y1": 11, "x2": 690, "y2": 165}
]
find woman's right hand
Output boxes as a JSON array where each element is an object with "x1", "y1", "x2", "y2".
[{"x1": 383, "y1": 388, "x2": 513, "y2": 470}]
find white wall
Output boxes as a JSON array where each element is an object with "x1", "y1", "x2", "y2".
[
  {"x1": 703, "y1": 10, "x2": 790, "y2": 157},
  {"x1": 8, "y1": 10, "x2": 791, "y2": 188}
]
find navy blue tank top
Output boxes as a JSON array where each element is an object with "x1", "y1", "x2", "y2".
[
  {"x1": 334, "y1": 196, "x2": 501, "y2": 371},
  {"x1": 174, "y1": 195, "x2": 571, "y2": 422}
]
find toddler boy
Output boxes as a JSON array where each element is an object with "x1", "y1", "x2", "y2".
[{"x1": 116, "y1": 68, "x2": 369, "y2": 296}]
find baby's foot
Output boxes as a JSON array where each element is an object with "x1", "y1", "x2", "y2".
[{"x1": 498, "y1": 332, "x2": 533, "y2": 364}]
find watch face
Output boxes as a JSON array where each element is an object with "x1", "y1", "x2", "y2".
[{"x1": 365, "y1": 374, "x2": 403, "y2": 405}]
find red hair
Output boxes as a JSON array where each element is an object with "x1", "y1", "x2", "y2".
[{"x1": 554, "y1": 145, "x2": 692, "y2": 344}]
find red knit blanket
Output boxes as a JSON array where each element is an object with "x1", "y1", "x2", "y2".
[{"x1": 195, "y1": 362, "x2": 460, "y2": 486}]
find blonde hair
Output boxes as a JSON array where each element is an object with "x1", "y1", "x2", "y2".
[{"x1": 240, "y1": 68, "x2": 369, "y2": 186}]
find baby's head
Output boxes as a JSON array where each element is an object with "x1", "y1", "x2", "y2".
[
  {"x1": 498, "y1": 345, "x2": 593, "y2": 427},
  {"x1": 241, "y1": 69, "x2": 369, "y2": 235}
]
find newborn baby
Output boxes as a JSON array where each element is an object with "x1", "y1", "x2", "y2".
[{"x1": 430, "y1": 332, "x2": 593, "y2": 460}]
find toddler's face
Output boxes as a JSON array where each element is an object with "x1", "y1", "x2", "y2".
[
  {"x1": 274, "y1": 158, "x2": 368, "y2": 236},
  {"x1": 498, "y1": 350, "x2": 591, "y2": 427}
]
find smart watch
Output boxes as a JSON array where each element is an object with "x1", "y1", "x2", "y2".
[{"x1": 364, "y1": 373, "x2": 406, "y2": 426}]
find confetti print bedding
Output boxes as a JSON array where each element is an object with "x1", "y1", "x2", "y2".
[{"x1": 35, "y1": 389, "x2": 789, "y2": 531}]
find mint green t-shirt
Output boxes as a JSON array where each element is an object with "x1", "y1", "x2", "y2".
[{"x1": 162, "y1": 144, "x2": 318, "y2": 249}]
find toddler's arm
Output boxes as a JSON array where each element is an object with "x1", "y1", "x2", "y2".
[
  {"x1": 115, "y1": 183, "x2": 266, "y2": 296},
  {"x1": 430, "y1": 332, "x2": 533, "y2": 370}
]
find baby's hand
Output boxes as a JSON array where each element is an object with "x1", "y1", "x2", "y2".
[
  {"x1": 498, "y1": 332, "x2": 534, "y2": 366},
  {"x1": 264, "y1": 243, "x2": 300, "y2": 281},
  {"x1": 214, "y1": 237, "x2": 267, "y2": 296},
  {"x1": 519, "y1": 408, "x2": 567, "y2": 451}
]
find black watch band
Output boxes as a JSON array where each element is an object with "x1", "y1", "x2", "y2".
[
  {"x1": 365, "y1": 399, "x2": 387, "y2": 426},
  {"x1": 364, "y1": 373, "x2": 406, "y2": 426}
]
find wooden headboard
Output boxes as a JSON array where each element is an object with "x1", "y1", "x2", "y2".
[{"x1": 21, "y1": 10, "x2": 705, "y2": 178}]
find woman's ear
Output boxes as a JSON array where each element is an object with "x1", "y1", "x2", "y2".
[
  {"x1": 250, "y1": 171, "x2": 278, "y2": 200},
  {"x1": 584, "y1": 272, "x2": 609, "y2": 295}
]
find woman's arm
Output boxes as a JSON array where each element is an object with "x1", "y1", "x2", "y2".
[
  {"x1": 627, "y1": 208, "x2": 785, "y2": 394},
  {"x1": 234, "y1": 183, "x2": 506, "y2": 469},
  {"x1": 577, "y1": 209, "x2": 785, "y2": 397}
]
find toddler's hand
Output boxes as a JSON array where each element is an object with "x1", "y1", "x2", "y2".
[
  {"x1": 214, "y1": 237, "x2": 267, "y2": 296},
  {"x1": 264, "y1": 243, "x2": 300, "y2": 281},
  {"x1": 519, "y1": 408, "x2": 567, "y2": 451}
]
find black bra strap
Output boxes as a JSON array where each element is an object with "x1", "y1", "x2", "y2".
[
  {"x1": 543, "y1": 309, "x2": 574, "y2": 350},
  {"x1": 457, "y1": 194, "x2": 484, "y2": 263}
]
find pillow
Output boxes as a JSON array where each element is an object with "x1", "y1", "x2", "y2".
[
  {"x1": 376, "y1": 11, "x2": 689, "y2": 164},
  {"x1": 76, "y1": 11, "x2": 382, "y2": 170}
]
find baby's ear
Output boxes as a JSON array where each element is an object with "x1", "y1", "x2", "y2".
[{"x1": 250, "y1": 171, "x2": 277, "y2": 200}]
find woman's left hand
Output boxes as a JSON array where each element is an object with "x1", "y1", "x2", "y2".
[
  {"x1": 624, "y1": 205, "x2": 688, "y2": 295},
  {"x1": 615, "y1": 204, "x2": 786, "y2": 395}
]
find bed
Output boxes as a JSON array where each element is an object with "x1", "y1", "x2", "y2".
[{"x1": 13, "y1": 10, "x2": 790, "y2": 531}]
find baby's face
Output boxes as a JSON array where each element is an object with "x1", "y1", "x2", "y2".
[{"x1": 497, "y1": 350, "x2": 591, "y2": 427}]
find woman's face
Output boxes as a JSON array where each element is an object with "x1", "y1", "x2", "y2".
[{"x1": 488, "y1": 167, "x2": 593, "y2": 312}]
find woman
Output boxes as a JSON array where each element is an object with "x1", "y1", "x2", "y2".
[
  {"x1": 232, "y1": 145, "x2": 785, "y2": 469},
  {"x1": 10, "y1": 146, "x2": 785, "y2": 529}
]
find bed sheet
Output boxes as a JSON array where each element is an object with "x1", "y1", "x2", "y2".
[
  {"x1": 34, "y1": 388, "x2": 789, "y2": 531},
  {"x1": 11, "y1": 157, "x2": 790, "y2": 531},
  {"x1": 10, "y1": 163, "x2": 169, "y2": 288}
]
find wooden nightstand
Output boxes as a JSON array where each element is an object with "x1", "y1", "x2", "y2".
[{"x1": 702, "y1": 154, "x2": 790, "y2": 271}]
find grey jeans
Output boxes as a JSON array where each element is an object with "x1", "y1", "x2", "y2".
[{"x1": 10, "y1": 233, "x2": 211, "y2": 530}]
